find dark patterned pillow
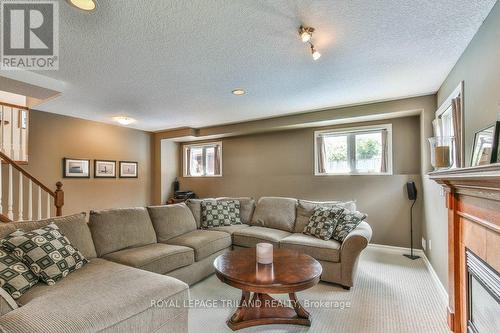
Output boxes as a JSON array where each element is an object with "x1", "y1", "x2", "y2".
[
  {"x1": 201, "y1": 200, "x2": 241, "y2": 228},
  {"x1": 303, "y1": 206, "x2": 344, "y2": 240},
  {"x1": 0, "y1": 248, "x2": 38, "y2": 299},
  {"x1": 331, "y1": 210, "x2": 367, "y2": 242},
  {"x1": 1, "y1": 224, "x2": 88, "y2": 286}
]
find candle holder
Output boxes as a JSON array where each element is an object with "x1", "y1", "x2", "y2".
[
  {"x1": 428, "y1": 136, "x2": 454, "y2": 170},
  {"x1": 256, "y1": 243, "x2": 273, "y2": 265}
]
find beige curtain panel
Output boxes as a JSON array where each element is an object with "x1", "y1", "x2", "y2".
[
  {"x1": 451, "y1": 96, "x2": 463, "y2": 167},
  {"x1": 214, "y1": 145, "x2": 221, "y2": 175},
  {"x1": 380, "y1": 129, "x2": 388, "y2": 173},
  {"x1": 317, "y1": 135, "x2": 327, "y2": 174},
  {"x1": 185, "y1": 147, "x2": 191, "y2": 176}
]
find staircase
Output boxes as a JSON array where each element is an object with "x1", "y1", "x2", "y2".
[{"x1": 0, "y1": 102, "x2": 64, "y2": 222}]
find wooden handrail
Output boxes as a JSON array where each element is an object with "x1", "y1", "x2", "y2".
[
  {"x1": 0, "y1": 101, "x2": 29, "y2": 110},
  {"x1": 0, "y1": 150, "x2": 55, "y2": 197}
]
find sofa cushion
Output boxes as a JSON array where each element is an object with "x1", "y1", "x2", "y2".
[
  {"x1": 280, "y1": 233, "x2": 341, "y2": 262},
  {"x1": 165, "y1": 230, "x2": 231, "y2": 261},
  {"x1": 0, "y1": 248, "x2": 38, "y2": 299},
  {"x1": 216, "y1": 197, "x2": 255, "y2": 224},
  {"x1": 250, "y1": 197, "x2": 297, "y2": 232},
  {"x1": 0, "y1": 213, "x2": 97, "y2": 259},
  {"x1": 147, "y1": 204, "x2": 197, "y2": 242},
  {"x1": 295, "y1": 200, "x2": 357, "y2": 233},
  {"x1": 210, "y1": 224, "x2": 250, "y2": 235},
  {"x1": 332, "y1": 210, "x2": 368, "y2": 242},
  {"x1": 2, "y1": 223, "x2": 88, "y2": 286},
  {"x1": 201, "y1": 200, "x2": 241, "y2": 228},
  {"x1": 185, "y1": 199, "x2": 204, "y2": 228},
  {"x1": 303, "y1": 206, "x2": 344, "y2": 240},
  {"x1": 102, "y1": 243, "x2": 194, "y2": 274},
  {"x1": 3, "y1": 258, "x2": 189, "y2": 333},
  {"x1": 89, "y1": 207, "x2": 157, "y2": 257},
  {"x1": 233, "y1": 226, "x2": 291, "y2": 247}
]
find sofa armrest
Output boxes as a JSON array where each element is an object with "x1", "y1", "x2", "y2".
[
  {"x1": 339, "y1": 221, "x2": 372, "y2": 287},
  {"x1": 0, "y1": 288, "x2": 18, "y2": 316},
  {"x1": 341, "y1": 221, "x2": 372, "y2": 252}
]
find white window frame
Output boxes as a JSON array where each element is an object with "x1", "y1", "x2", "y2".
[
  {"x1": 183, "y1": 141, "x2": 223, "y2": 177},
  {"x1": 314, "y1": 124, "x2": 393, "y2": 176},
  {"x1": 435, "y1": 81, "x2": 464, "y2": 168}
]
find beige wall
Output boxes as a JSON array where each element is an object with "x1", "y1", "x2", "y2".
[
  {"x1": 421, "y1": 1, "x2": 500, "y2": 292},
  {"x1": 24, "y1": 110, "x2": 153, "y2": 215},
  {"x1": 178, "y1": 116, "x2": 423, "y2": 247},
  {"x1": 438, "y1": 1, "x2": 500, "y2": 165}
]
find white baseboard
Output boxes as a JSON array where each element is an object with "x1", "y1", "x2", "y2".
[{"x1": 368, "y1": 243, "x2": 448, "y2": 304}]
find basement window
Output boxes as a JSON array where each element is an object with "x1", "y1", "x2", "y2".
[
  {"x1": 314, "y1": 124, "x2": 393, "y2": 175},
  {"x1": 183, "y1": 142, "x2": 222, "y2": 177}
]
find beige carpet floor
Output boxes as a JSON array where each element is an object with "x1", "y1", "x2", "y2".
[{"x1": 188, "y1": 246, "x2": 449, "y2": 333}]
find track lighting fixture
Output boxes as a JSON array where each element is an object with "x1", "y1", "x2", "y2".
[{"x1": 298, "y1": 25, "x2": 321, "y2": 60}]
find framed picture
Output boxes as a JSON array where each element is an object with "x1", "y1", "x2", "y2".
[
  {"x1": 471, "y1": 124, "x2": 495, "y2": 166},
  {"x1": 119, "y1": 161, "x2": 138, "y2": 178},
  {"x1": 94, "y1": 160, "x2": 116, "y2": 178},
  {"x1": 490, "y1": 121, "x2": 500, "y2": 164},
  {"x1": 63, "y1": 158, "x2": 90, "y2": 178}
]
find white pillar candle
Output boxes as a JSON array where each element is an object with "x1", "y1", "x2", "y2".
[{"x1": 256, "y1": 243, "x2": 273, "y2": 264}]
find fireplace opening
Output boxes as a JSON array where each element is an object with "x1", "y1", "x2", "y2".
[{"x1": 466, "y1": 250, "x2": 500, "y2": 333}]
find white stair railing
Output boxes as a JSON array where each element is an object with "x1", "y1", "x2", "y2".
[{"x1": 0, "y1": 151, "x2": 63, "y2": 223}]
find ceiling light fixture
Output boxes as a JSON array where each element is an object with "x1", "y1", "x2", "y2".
[
  {"x1": 113, "y1": 116, "x2": 135, "y2": 126},
  {"x1": 310, "y1": 45, "x2": 321, "y2": 61},
  {"x1": 298, "y1": 25, "x2": 321, "y2": 60},
  {"x1": 66, "y1": 0, "x2": 97, "y2": 12},
  {"x1": 298, "y1": 26, "x2": 315, "y2": 43},
  {"x1": 232, "y1": 89, "x2": 246, "y2": 96}
]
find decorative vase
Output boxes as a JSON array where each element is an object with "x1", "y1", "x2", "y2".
[
  {"x1": 256, "y1": 243, "x2": 273, "y2": 264},
  {"x1": 428, "y1": 137, "x2": 454, "y2": 170}
]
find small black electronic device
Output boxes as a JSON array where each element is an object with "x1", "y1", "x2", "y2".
[
  {"x1": 174, "y1": 191, "x2": 196, "y2": 200},
  {"x1": 406, "y1": 181, "x2": 417, "y2": 201}
]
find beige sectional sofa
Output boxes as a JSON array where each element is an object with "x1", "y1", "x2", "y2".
[{"x1": 0, "y1": 196, "x2": 372, "y2": 333}]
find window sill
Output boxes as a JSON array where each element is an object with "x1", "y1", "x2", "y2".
[
  {"x1": 182, "y1": 175, "x2": 223, "y2": 178},
  {"x1": 314, "y1": 172, "x2": 393, "y2": 176}
]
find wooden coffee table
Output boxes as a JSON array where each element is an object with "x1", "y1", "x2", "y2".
[{"x1": 214, "y1": 248, "x2": 322, "y2": 330}]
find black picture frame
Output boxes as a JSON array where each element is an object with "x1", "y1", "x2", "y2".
[
  {"x1": 490, "y1": 121, "x2": 500, "y2": 164},
  {"x1": 119, "y1": 161, "x2": 138, "y2": 178},
  {"x1": 94, "y1": 160, "x2": 117, "y2": 178},
  {"x1": 63, "y1": 158, "x2": 90, "y2": 178}
]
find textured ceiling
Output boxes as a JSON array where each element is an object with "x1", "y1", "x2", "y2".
[{"x1": 30, "y1": 0, "x2": 496, "y2": 131}]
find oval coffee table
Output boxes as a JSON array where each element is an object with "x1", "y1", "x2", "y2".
[{"x1": 214, "y1": 248, "x2": 322, "y2": 331}]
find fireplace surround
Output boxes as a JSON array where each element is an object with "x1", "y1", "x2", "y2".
[{"x1": 430, "y1": 164, "x2": 500, "y2": 333}]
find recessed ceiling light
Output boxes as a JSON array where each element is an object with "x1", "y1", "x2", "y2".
[
  {"x1": 66, "y1": 0, "x2": 97, "y2": 12},
  {"x1": 232, "y1": 89, "x2": 246, "y2": 96},
  {"x1": 113, "y1": 116, "x2": 135, "y2": 126}
]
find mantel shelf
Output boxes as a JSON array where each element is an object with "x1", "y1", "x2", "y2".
[{"x1": 428, "y1": 163, "x2": 500, "y2": 185}]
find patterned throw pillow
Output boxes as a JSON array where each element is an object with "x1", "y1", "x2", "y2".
[
  {"x1": 1, "y1": 224, "x2": 88, "y2": 286},
  {"x1": 201, "y1": 200, "x2": 241, "y2": 228},
  {"x1": 303, "y1": 206, "x2": 344, "y2": 240},
  {"x1": 331, "y1": 210, "x2": 367, "y2": 242},
  {"x1": 0, "y1": 248, "x2": 38, "y2": 299}
]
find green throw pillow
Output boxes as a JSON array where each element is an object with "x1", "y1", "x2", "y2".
[
  {"x1": 0, "y1": 248, "x2": 38, "y2": 299},
  {"x1": 1, "y1": 223, "x2": 88, "y2": 286},
  {"x1": 303, "y1": 206, "x2": 344, "y2": 240},
  {"x1": 201, "y1": 200, "x2": 242, "y2": 228},
  {"x1": 331, "y1": 210, "x2": 367, "y2": 242}
]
